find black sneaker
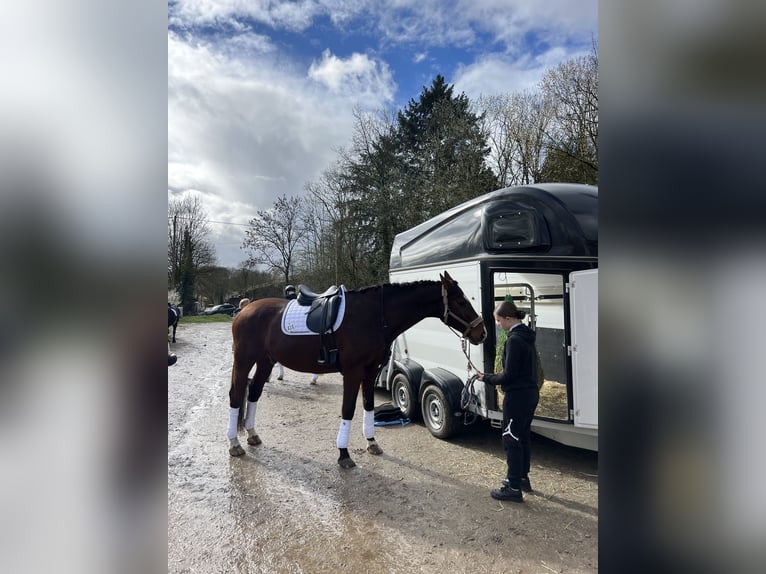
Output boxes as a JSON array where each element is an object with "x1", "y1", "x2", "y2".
[
  {"x1": 520, "y1": 477, "x2": 532, "y2": 493},
  {"x1": 490, "y1": 483, "x2": 523, "y2": 502},
  {"x1": 168, "y1": 353, "x2": 177, "y2": 367}
]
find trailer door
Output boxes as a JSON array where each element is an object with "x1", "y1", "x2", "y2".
[{"x1": 569, "y1": 269, "x2": 598, "y2": 428}]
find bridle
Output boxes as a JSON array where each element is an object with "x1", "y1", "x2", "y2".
[
  {"x1": 441, "y1": 283, "x2": 485, "y2": 375},
  {"x1": 441, "y1": 284, "x2": 485, "y2": 340}
]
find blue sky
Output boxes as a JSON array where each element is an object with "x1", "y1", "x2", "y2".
[{"x1": 168, "y1": 0, "x2": 597, "y2": 268}]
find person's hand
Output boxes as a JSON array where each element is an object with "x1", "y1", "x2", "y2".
[{"x1": 475, "y1": 371, "x2": 484, "y2": 381}]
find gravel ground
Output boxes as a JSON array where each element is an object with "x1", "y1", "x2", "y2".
[{"x1": 168, "y1": 321, "x2": 598, "y2": 573}]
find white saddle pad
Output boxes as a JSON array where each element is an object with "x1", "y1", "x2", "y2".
[{"x1": 280, "y1": 286, "x2": 346, "y2": 335}]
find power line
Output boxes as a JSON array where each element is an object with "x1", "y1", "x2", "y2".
[{"x1": 168, "y1": 215, "x2": 251, "y2": 227}]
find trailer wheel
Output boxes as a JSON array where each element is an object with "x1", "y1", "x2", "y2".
[
  {"x1": 421, "y1": 385, "x2": 460, "y2": 439},
  {"x1": 391, "y1": 373, "x2": 418, "y2": 420}
]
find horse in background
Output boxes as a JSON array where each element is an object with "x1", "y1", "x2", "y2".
[
  {"x1": 168, "y1": 303, "x2": 180, "y2": 343},
  {"x1": 228, "y1": 271, "x2": 486, "y2": 468}
]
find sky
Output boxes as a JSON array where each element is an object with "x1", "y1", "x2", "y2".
[{"x1": 168, "y1": 0, "x2": 598, "y2": 269}]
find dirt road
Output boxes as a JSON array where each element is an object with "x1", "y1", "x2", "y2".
[{"x1": 168, "y1": 322, "x2": 598, "y2": 573}]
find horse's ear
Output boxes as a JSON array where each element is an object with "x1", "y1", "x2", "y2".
[{"x1": 443, "y1": 270, "x2": 453, "y2": 282}]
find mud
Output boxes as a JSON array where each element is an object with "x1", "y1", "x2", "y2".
[{"x1": 168, "y1": 322, "x2": 598, "y2": 573}]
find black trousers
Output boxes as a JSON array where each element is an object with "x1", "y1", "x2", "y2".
[{"x1": 501, "y1": 387, "x2": 539, "y2": 488}]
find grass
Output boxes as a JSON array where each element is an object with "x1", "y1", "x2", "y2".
[{"x1": 179, "y1": 314, "x2": 233, "y2": 324}]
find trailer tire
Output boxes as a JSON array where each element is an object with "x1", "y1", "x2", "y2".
[
  {"x1": 391, "y1": 373, "x2": 419, "y2": 421},
  {"x1": 421, "y1": 384, "x2": 460, "y2": 439}
]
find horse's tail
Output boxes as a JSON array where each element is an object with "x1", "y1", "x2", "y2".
[
  {"x1": 237, "y1": 390, "x2": 247, "y2": 431},
  {"x1": 231, "y1": 338, "x2": 249, "y2": 431}
]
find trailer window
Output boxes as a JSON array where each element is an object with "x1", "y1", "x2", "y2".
[{"x1": 485, "y1": 210, "x2": 549, "y2": 250}]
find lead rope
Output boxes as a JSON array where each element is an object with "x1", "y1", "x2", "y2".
[
  {"x1": 441, "y1": 284, "x2": 483, "y2": 425},
  {"x1": 459, "y1": 338, "x2": 480, "y2": 425}
]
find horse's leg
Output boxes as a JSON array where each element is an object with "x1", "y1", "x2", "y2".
[
  {"x1": 172, "y1": 323, "x2": 177, "y2": 343},
  {"x1": 337, "y1": 369, "x2": 362, "y2": 468},
  {"x1": 361, "y1": 369, "x2": 383, "y2": 456},
  {"x1": 228, "y1": 350, "x2": 259, "y2": 457},
  {"x1": 244, "y1": 359, "x2": 272, "y2": 446}
]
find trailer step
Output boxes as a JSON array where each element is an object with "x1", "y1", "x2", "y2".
[{"x1": 490, "y1": 418, "x2": 502, "y2": 429}]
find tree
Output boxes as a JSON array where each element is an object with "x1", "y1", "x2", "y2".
[
  {"x1": 396, "y1": 75, "x2": 498, "y2": 225},
  {"x1": 540, "y1": 41, "x2": 599, "y2": 183},
  {"x1": 168, "y1": 194, "x2": 216, "y2": 289},
  {"x1": 177, "y1": 228, "x2": 196, "y2": 315},
  {"x1": 195, "y1": 265, "x2": 232, "y2": 306},
  {"x1": 477, "y1": 90, "x2": 555, "y2": 187},
  {"x1": 241, "y1": 194, "x2": 307, "y2": 285}
]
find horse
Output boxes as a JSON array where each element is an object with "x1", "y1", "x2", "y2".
[
  {"x1": 227, "y1": 271, "x2": 487, "y2": 468},
  {"x1": 168, "y1": 303, "x2": 180, "y2": 343}
]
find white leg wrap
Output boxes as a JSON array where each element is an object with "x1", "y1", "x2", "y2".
[
  {"x1": 227, "y1": 407, "x2": 240, "y2": 440},
  {"x1": 278, "y1": 364, "x2": 284, "y2": 377},
  {"x1": 336, "y1": 419, "x2": 352, "y2": 449},
  {"x1": 363, "y1": 409, "x2": 375, "y2": 440},
  {"x1": 244, "y1": 400, "x2": 257, "y2": 430}
]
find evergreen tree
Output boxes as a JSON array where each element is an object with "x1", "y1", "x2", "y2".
[
  {"x1": 178, "y1": 229, "x2": 196, "y2": 315},
  {"x1": 396, "y1": 75, "x2": 498, "y2": 226}
]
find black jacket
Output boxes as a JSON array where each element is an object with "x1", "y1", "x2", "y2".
[{"x1": 484, "y1": 323, "x2": 538, "y2": 392}]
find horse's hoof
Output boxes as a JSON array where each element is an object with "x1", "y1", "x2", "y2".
[
  {"x1": 338, "y1": 457, "x2": 356, "y2": 469},
  {"x1": 229, "y1": 444, "x2": 246, "y2": 457},
  {"x1": 367, "y1": 442, "x2": 383, "y2": 455},
  {"x1": 247, "y1": 434, "x2": 262, "y2": 446}
]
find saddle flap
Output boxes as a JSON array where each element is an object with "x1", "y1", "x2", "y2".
[{"x1": 305, "y1": 294, "x2": 342, "y2": 334}]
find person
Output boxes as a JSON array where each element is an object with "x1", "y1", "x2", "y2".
[
  {"x1": 234, "y1": 297, "x2": 250, "y2": 317},
  {"x1": 275, "y1": 284, "x2": 318, "y2": 384},
  {"x1": 476, "y1": 299, "x2": 540, "y2": 503},
  {"x1": 168, "y1": 303, "x2": 179, "y2": 366}
]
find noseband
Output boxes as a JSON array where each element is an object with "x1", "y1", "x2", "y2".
[{"x1": 441, "y1": 285, "x2": 484, "y2": 339}]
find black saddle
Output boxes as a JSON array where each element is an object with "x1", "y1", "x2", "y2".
[
  {"x1": 296, "y1": 284, "x2": 342, "y2": 366},
  {"x1": 297, "y1": 284, "x2": 340, "y2": 306}
]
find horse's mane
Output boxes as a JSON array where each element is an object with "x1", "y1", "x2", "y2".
[{"x1": 352, "y1": 280, "x2": 438, "y2": 295}]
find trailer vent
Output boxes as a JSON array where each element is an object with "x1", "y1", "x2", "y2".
[{"x1": 484, "y1": 207, "x2": 550, "y2": 251}]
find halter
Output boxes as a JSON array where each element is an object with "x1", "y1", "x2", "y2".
[{"x1": 441, "y1": 284, "x2": 485, "y2": 340}]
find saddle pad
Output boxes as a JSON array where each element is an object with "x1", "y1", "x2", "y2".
[{"x1": 280, "y1": 286, "x2": 346, "y2": 335}]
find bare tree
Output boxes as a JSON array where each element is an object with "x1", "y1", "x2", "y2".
[
  {"x1": 477, "y1": 90, "x2": 554, "y2": 187},
  {"x1": 168, "y1": 194, "x2": 216, "y2": 289},
  {"x1": 540, "y1": 41, "x2": 599, "y2": 179},
  {"x1": 241, "y1": 194, "x2": 307, "y2": 285}
]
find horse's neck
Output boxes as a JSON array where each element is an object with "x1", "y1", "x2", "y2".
[{"x1": 383, "y1": 282, "x2": 442, "y2": 340}]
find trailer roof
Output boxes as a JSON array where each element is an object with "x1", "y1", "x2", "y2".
[{"x1": 390, "y1": 183, "x2": 597, "y2": 270}]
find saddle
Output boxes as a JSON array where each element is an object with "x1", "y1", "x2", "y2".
[{"x1": 296, "y1": 284, "x2": 342, "y2": 366}]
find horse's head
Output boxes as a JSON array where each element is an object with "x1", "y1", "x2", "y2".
[{"x1": 439, "y1": 271, "x2": 487, "y2": 345}]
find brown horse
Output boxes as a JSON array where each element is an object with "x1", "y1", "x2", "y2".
[{"x1": 227, "y1": 271, "x2": 486, "y2": 467}]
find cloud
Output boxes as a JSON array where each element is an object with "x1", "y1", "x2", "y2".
[
  {"x1": 308, "y1": 50, "x2": 396, "y2": 101},
  {"x1": 170, "y1": 0, "x2": 322, "y2": 32},
  {"x1": 168, "y1": 32, "x2": 398, "y2": 266},
  {"x1": 452, "y1": 46, "x2": 587, "y2": 100},
  {"x1": 170, "y1": 1, "x2": 596, "y2": 54}
]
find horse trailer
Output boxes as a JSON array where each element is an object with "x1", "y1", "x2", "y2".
[{"x1": 376, "y1": 183, "x2": 598, "y2": 451}]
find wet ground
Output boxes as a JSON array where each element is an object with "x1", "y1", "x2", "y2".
[{"x1": 168, "y1": 322, "x2": 598, "y2": 573}]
